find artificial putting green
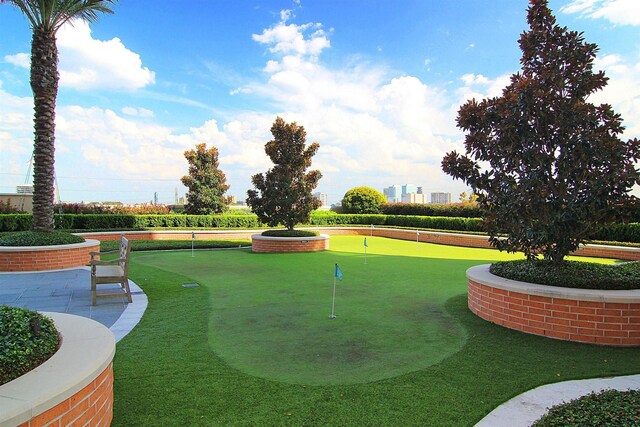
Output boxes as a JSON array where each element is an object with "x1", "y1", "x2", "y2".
[{"x1": 131, "y1": 235, "x2": 612, "y2": 386}]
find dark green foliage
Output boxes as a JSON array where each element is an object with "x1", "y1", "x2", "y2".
[
  {"x1": 381, "y1": 202, "x2": 482, "y2": 218},
  {"x1": 0, "y1": 214, "x2": 32, "y2": 231},
  {"x1": 384, "y1": 215, "x2": 484, "y2": 232},
  {"x1": 181, "y1": 143, "x2": 230, "y2": 215},
  {"x1": 309, "y1": 213, "x2": 388, "y2": 226},
  {"x1": 55, "y1": 203, "x2": 170, "y2": 214},
  {"x1": 0, "y1": 306, "x2": 59, "y2": 385},
  {"x1": 100, "y1": 239, "x2": 250, "y2": 252},
  {"x1": 593, "y1": 223, "x2": 640, "y2": 244},
  {"x1": 442, "y1": 0, "x2": 640, "y2": 264},
  {"x1": 261, "y1": 229, "x2": 319, "y2": 237},
  {"x1": 247, "y1": 117, "x2": 322, "y2": 230},
  {"x1": 0, "y1": 230, "x2": 84, "y2": 246},
  {"x1": 341, "y1": 186, "x2": 387, "y2": 214},
  {"x1": 533, "y1": 389, "x2": 640, "y2": 426},
  {"x1": 490, "y1": 260, "x2": 640, "y2": 290}
]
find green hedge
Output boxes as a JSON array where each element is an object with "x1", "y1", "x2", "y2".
[
  {"x1": 1, "y1": 213, "x2": 638, "y2": 243},
  {"x1": 381, "y1": 203, "x2": 483, "y2": 218}
]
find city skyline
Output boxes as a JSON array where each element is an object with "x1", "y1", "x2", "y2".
[{"x1": 1, "y1": 1, "x2": 638, "y2": 205}]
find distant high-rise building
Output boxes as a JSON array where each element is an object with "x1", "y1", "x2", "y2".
[
  {"x1": 383, "y1": 185, "x2": 402, "y2": 203},
  {"x1": 431, "y1": 192, "x2": 452, "y2": 204},
  {"x1": 402, "y1": 193, "x2": 427, "y2": 204},
  {"x1": 174, "y1": 187, "x2": 178, "y2": 204},
  {"x1": 313, "y1": 192, "x2": 328, "y2": 206},
  {"x1": 416, "y1": 186, "x2": 423, "y2": 194},
  {"x1": 154, "y1": 192, "x2": 158, "y2": 205},
  {"x1": 402, "y1": 184, "x2": 416, "y2": 195}
]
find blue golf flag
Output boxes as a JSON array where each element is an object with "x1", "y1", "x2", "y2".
[
  {"x1": 364, "y1": 238, "x2": 368, "y2": 248},
  {"x1": 335, "y1": 263, "x2": 343, "y2": 281}
]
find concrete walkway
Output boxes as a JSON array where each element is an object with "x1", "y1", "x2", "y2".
[
  {"x1": 475, "y1": 373, "x2": 640, "y2": 426},
  {"x1": 0, "y1": 267, "x2": 147, "y2": 342}
]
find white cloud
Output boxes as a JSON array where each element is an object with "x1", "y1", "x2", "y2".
[
  {"x1": 55, "y1": 20, "x2": 155, "y2": 91},
  {"x1": 4, "y1": 53, "x2": 29, "y2": 68},
  {"x1": 121, "y1": 107, "x2": 155, "y2": 118},
  {"x1": 561, "y1": 0, "x2": 640, "y2": 26},
  {"x1": 252, "y1": 9, "x2": 330, "y2": 60}
]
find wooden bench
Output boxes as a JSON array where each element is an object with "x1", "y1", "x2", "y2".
[{"x1": 90, "y1": 236, "x2": 133, "y2": 306}]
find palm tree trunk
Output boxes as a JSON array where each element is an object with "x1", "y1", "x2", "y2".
[{"x1": 30, "y1": 28, "x2": 58, "y2": 232}]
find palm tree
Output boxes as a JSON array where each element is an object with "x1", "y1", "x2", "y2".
[{"x1": 2, "y1": 0, "x2": 117, "y2": 231}]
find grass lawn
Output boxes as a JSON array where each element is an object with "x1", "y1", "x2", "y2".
[{"x1": 113, "y1": 236, "x2": 638, "y2": 426}]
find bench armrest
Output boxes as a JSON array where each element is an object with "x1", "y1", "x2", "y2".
[
  {"x1": 90, "y1": 257, "x2": 126, "y2": 266},
  {"x1": 90, "y1": 249, "x2": 119, "y2": 257}
]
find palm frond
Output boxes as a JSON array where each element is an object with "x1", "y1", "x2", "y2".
[{"x1": 1, "y1": 0, "x2": 117, "y2": 32}]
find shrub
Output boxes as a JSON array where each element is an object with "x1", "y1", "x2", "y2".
[
  {"x1": 489, "y1": 259, "x2": 640, "y2": 290},
  {"x1": 342, "y1": 187, "x2": 387, "y2": 214},
  {"x1": 0, "y1": 199, "x2": 24, "y2": 214},
  {"x1": 0, "y1": 306, "x2": 60, "y2": 385},
  {"x1": 0, "y1": 231, "x2": 85, "y2": 246},
  {"x1": 261, "y1": 229, "x2": 319, "y2": 238},
  {"x1": 533, "y1": 389, "x2": 640, "y2": 426},
  {"x1": 380, "y1": 202, "x2": 482, "y2": 218}
]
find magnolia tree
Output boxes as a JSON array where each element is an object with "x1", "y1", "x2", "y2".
[
  {"x1": 442, "y1": 0, "x2": 640, "y2": 264},
  {"x1": 181, "y1": 143, "x2": 230, "y2": 214},
  {"x1": 247, "y1": 117, "x2": 322, "y2": 231}
]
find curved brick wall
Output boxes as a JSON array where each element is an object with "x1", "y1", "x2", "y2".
[
  {"x1": 467, "y1": 265, "x2": 640, "y2": 346},
  {"x1": 251, "y1": 234, "x2": 330, "y2": 253},
  {"x1": 0, "y1": 239, "x2": 100, "y2": 272},
  {"x1": 0, "y1": 313, "x2": 116, "y2": 427}
]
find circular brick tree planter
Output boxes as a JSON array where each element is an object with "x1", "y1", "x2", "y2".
[
  {"x1": 0, "y1": 239, "x2": 100, "y2": 272},
  {"x1": 467, "y1": 264, "x2": 640, "y2": 346},
  {"x1": 0, "y1": 312, "x2": 116, "y2": 426},
  {"x1": 251, "y1": 233, "x2": 330, "y2": 253}
]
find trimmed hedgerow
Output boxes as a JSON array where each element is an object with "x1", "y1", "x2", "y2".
[
  {"x1": 261, "y1": 229, "x2": 319, "y2": 238},
  {"x1": 490, "y1": 260, "x2": 640, "y2": 290},
  {"x1": 533, "y1": 389, "x2": 640, "y2": 427},
  {"x1": 0, "y1": 231, "x2": 85, "y2": 246},
  {"x1": 0, "y1": 306, "x2": 60, "y2": 385},
  {"x1": 100, "y1": 239, "x2": 251, "y2": 252},
  {"x1": 380, "y1": 203, "x2": 483, "y2": 218}
]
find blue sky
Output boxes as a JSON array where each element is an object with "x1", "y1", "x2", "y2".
[{"x1": 1, "y1": 0, "x2": 639, "y2": 205}]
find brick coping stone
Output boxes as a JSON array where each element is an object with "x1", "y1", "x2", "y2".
[
  {"x1": 251, "y1": 233, "x2": 330, "y2": 253},
  {"x1": 0, "y1": 239, "x2": 98, "y2": 252},
  {"x1": 0, "y1": 312, "x2": 116, "y2": 427}
]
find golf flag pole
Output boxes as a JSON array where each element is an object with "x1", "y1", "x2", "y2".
[
  {"x1": 329, "y1": 264, "x2": 343, "y2": 319},
  {"x1": 364, "y1": 237, "x2": 368, "y2": 264},
  {"x1": 191, "y1": 231, "x2": 195, "y2": 257},
  {"x1": 416, "y1": 230, "x2": 420, "y2": 251}
]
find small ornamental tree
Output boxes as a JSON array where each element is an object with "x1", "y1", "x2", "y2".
[
  {"x1": 442, "y1": 0, "x2": 640, "y2": 264},
  {"x1": 247, "y1": 117, "x2": 322, "y2": 231},
  {"x1": 342, "y1": 186, "x2": 386, "y2": 214},
  {"x1": 181, "y1": 143, "x2": 230, "y2": 215}
]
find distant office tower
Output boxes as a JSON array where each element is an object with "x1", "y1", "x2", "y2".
[
  {"x1": 154, "y1": 192, "x2": 158, "y2": 205},
  {"x1": 402, "y1": 184, "x2": 416, "y2": 195},
  {"x1": 401, "y1": 193, "x2": 427, "y2": 204},
  {"x1": 383, "y1": 185, "x2": 402, "y2": 203},
  {"x1": 313, "y1": 192, "x2": 328, "y2": 206},
  {"x1": 416, "y1": 186, "x2": 423, "y2": 194},
  {"x1": 431, "y1": 192, "x2": 452, "y2": 204}
]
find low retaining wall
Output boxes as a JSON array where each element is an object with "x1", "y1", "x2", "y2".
[
  {"x1": 467, "y1": 265, "x2": 640, "y2": 346},
  {"x1": 0, "y1": 239, "x2": 100, "y2": 272},
  {"x1": 0, "y1": 312, "x2": 116, "y2": 427},
  {"x1": 251, "y1": 234, "x2": 330, "y2": 253}
]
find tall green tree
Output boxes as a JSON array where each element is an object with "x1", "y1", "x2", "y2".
[
  {"x1": 2, "y1": 0, "x2": 117, "y2": 232},
  {"x1": 247, "y1": 117, "x2": 322, "y2": 231},
  {"x1": 181, "y1": 143, "x2": 230, "y2": 215},
  {"x1": 442, "y1": 0, "x2": 639, "y2": 264}
]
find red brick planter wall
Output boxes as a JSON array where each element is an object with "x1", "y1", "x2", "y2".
[
  {"x1": 16, "y1": 364, "x2": 114, "y2": 427},
  {"x1": 1, "y1": 313, "x2": 115, "y2": 427},
  {"x1": 467, "y1": 265, "x2": 640, "y2": 346},
  {"x1": 251, "y1": 234, "x2": 330, "y2": 253},
  {"x1": 0, "y1": 240, "x2": 100, "y2": 272}
]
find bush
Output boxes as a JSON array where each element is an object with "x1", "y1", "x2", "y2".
[
  {"x1": 380, "y1": 202, "x2": 483, "y2": 218},
  {"x1": 0, "y1": 231, "x2": 85, "y2": 246},
  {"x1": 533, "y1": 389, "x2": 640, "y2": 426},
  {"x1": 261, "y1": 229, "x2": 319, "y2": 237},
  {"x1": 342, "y1": 187, "x2": 387, "y2": 214},
  {"x1": 0, "y1": 306, "x2": 60, "y2": 385},
  {"x1": 490, "y1": 259, "x2": 640, "y2": 290}
]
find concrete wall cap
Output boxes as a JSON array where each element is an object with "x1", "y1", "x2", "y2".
[{"x1": 0, "y1": 239, "x2": 99, "y2": 252}]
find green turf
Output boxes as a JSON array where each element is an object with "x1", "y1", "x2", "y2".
[{"x1": 113, "y1": 236, "x2": 635, "y2": 426}]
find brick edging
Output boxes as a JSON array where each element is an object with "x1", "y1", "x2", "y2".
[
  {"x1": 467, "y1": 265, "x2": 640, "y2": 346},
  {"x1": 251, "y1": 234, "x2": 330, "y2": 253},
  {"x1": 0, "y1": 239, "x2": 100, "y2": 272}
]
